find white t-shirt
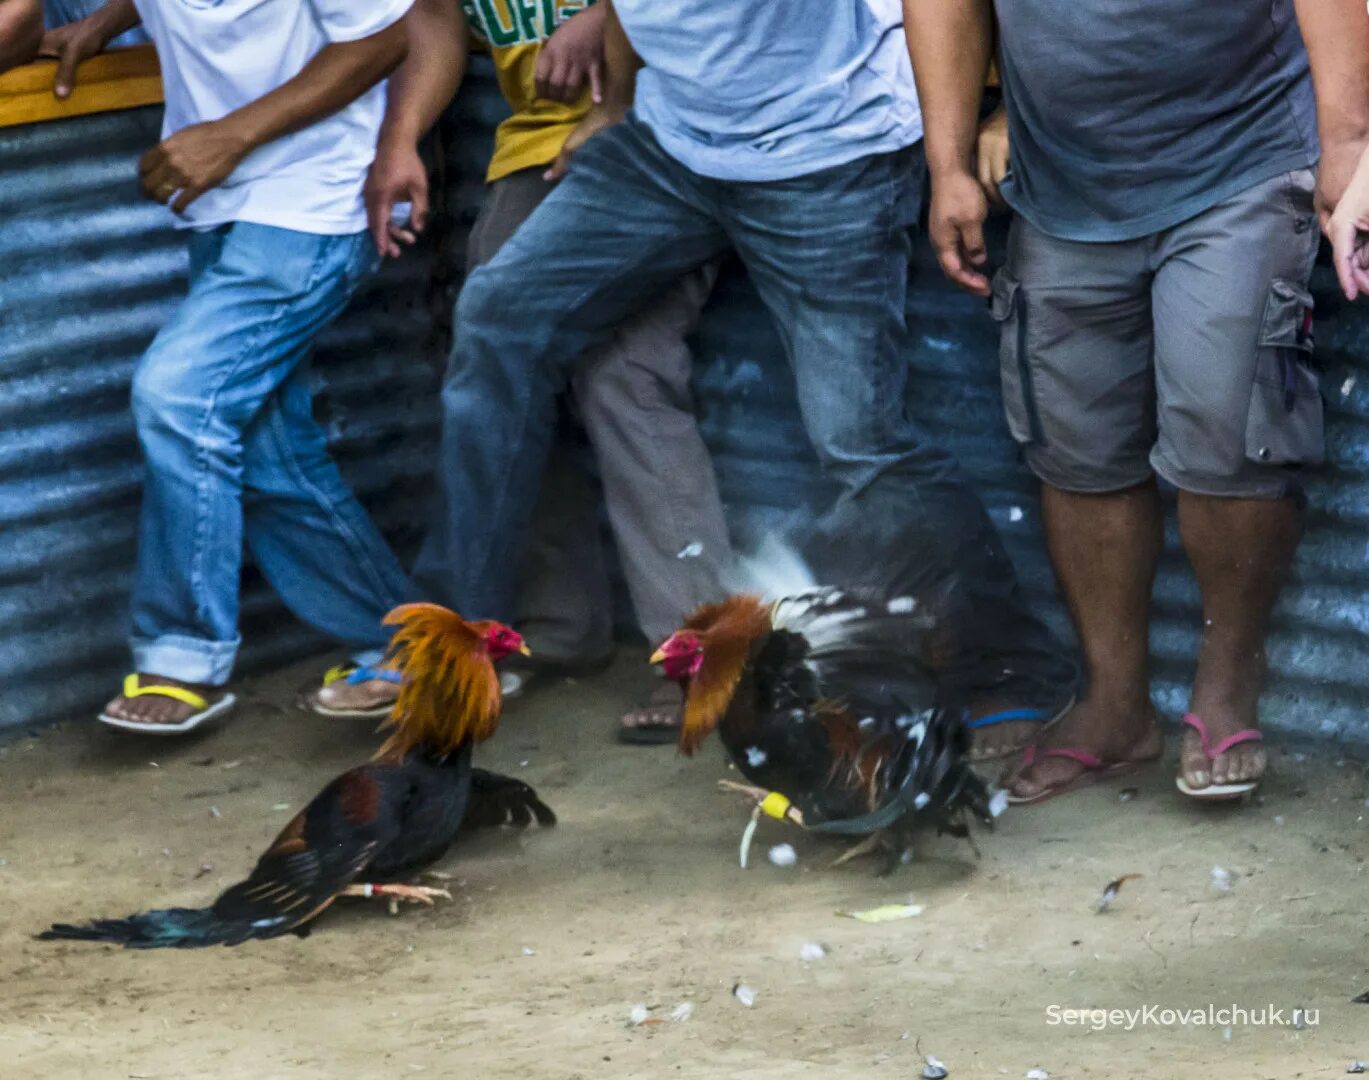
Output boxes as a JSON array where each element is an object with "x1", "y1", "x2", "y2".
[{"x1": 134, "y1": 0, "x2": 413, "y2": 234}]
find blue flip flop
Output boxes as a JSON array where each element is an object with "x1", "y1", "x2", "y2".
[{"x1": 965, "y1": 699, "x2": 1074, "y2": 763}]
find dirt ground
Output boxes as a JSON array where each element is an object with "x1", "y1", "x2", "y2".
[{"x1": 2, "y1": 654, "x2": 1367, "y2": 1079}]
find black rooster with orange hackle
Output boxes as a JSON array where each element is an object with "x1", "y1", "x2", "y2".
[
  {"x1": 652, "y1": 584, "x2": 1000, "y2": 871},
  {"x1": 39, "y1": 605, "x2": 553, "y2": 949}
]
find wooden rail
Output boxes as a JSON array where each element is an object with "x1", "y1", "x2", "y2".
[{"x1": 0, "y1": 45, "x2": 160, "y2": 129}]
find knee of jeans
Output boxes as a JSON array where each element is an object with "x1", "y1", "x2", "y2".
[
  {"x1": 455, "y1": 263, "x2": 526, "y2": 343},
  {"x1": 130, "y1": 350, "x2": 201, "y2": 435},
  {"x1": 452, "y1": 263, "x2": 567, "y2": 390}
]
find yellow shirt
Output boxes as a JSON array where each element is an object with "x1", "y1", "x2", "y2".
[{"x1": 461, "y1": 0, "x2": 596, "y2": 183}]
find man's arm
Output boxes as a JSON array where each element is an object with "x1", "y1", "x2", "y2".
[
  {"x1": 0, "y1": 0, "x2": 44, "y2": 75},
  {"x1": 38, "y1": 0, "x2": 141, "y2": 98},
  {"x1": 366, "y1": 0, "x2": 467, "y2": 257},
  {"x1": 534, "y1": 1, "x2": 606, "y2": 104},
  {"x1": 903, "y1": 0, "x2": 995, "y2": 296},
  {"x1": 544, "y1": 0, "x2": 640, "y2": 181},
  {"x1": 141, "y1": 19, "x2": 408, "y2": 214},
  {"x1": 1292, "y1": 0, "x2": 1369, "y2": 231}
]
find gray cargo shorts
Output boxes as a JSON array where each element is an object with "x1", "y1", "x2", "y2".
[{"x1": 992, "y1": 168, "x2": 1322, "y2": 499}]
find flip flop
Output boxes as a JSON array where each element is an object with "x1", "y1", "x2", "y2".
[
  {"x1": 1175, "y1": 712, "x2": 1264, "y2": 801},
  {"x1": 98, "y1": 674, "x2": 236, "y2": 736},
  {"x1": 1007, "y1": 744, "x2": 1154, "y2": 806},
  {"x1": 303, "y1": 664, "x2": 402, "y2": 719},
  {"x1": 965, "y1": 697, "x2": 1075, "y2": 763}
]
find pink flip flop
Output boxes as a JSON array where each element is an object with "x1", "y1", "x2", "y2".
[
  {"x1": 1007, "y1": 744, "x2": 1154, "y2": 806},
  {"x1": 1175, "y1": 712, "x2": 1264, "y2": 801}
]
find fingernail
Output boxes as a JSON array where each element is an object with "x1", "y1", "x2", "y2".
[{"x1": 1193, "y1": 771, "x2": 1209, "y2": 788}]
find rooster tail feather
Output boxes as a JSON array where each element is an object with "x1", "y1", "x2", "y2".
[
  {"x1": 37, "y1": 907, "x2": 277, "y2": 950},
  {"x1": 379, "y1": 603, "x2": 501, "y2": 758},
  {"x1": 462, "y1": 768, "x2": 557, "y2": 830}
]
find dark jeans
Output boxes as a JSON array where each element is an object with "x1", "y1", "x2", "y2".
[{"x1": 416, "y1": 114, "x2": 1075, "y2": 707}]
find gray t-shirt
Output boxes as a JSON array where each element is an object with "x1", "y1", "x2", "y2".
[{"x1": 996, "y1": 0, "x2": 1318, "y2": 242}]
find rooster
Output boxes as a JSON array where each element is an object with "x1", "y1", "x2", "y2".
[
  {"x1": 652, "y1": 583, "x2": 1002, "y2": 872},
  {"x1": 39, "y1": 605, "x2": 553, "y2": 949}
]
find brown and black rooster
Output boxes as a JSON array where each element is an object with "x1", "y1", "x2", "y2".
[
  {"x1": 653, "y1": 583, "x2": 1002, "y2": 870},
  {"x1": 39, "y1": 605, "x2": 553, "y2": 949}
]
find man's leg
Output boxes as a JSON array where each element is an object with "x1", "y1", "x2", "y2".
[
  {"x1": 995, "y1": 219, "x2": 1166, "y2": 797},
  {"x1": 510, "y1": 406, "x2": 615, "y2": 668},
  {"x1": 463, "y1": 170, "x2": 615, "y2": 670},
  {"x1": 573, "y1": 261, "x2": 730, "y2": 735},
  {"x1": 1151, "y1": 168, "x2": 1321, "y2": 794},
  {"x1": 723, "y1": 148, "x2": 1077, "y2": 744},
  {"x1": 240, "y1": 360, "x2": 414, "y2": 647},
  {"x1": 108, "y1": 224, "x2": 389, "y2": 726},
  {"x1": 412, "y1": 117, "x2": 728, "y2": 621}
]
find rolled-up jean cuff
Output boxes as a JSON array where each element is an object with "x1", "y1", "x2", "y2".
[
  {"x1": 350, "y1": 647, "x2": 387, "y2": 668},
  {"x1": 131, "y1": 634, "x2": 239, "y2": 686}
]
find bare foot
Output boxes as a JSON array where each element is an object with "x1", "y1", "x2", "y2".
[
  {"x1": 618, "y1": 681, "x2": 682, "y2": 743},
  {"x1": 307, "y1": 674, "x2": 400, "y2": 717},
  {"x1": 1179, "y1": 680, "x2": 1267, "y2": 793},
  {"x1": 1002, "y1": 697, "x2": 1163, "y2": 801},
  {"x1": 102, "y1": 674, "x2": 223, "y2": 727}
]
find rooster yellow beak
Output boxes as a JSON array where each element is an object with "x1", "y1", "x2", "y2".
[
  {"x1": 517, "y1": 642, "x2": 532, "y2": 656},
  {"x1": 649, "y1": 646, "x2": 667, "y2": 665}
]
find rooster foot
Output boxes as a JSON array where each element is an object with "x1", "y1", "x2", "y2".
[
  {"x1": 341, "y1": 883, "x2": 453, "y2": 914},
  {"x1": 830, "y1": 831, "x2": 890, "y2": 868}
]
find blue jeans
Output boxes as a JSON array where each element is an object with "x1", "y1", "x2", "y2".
[
  {"x1": 417, "y1": 116, "x2": 1075, "y2": 708},
  {"x1": 129, "y1": 223, "x2": 412, "y2": 685}
]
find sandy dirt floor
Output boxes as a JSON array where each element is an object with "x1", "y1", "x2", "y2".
[{"x1": 2, "y1": 653, "x2": 1367, "y2": 1079}]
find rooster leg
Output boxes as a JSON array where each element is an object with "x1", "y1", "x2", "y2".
[
  {"x1": 717, "y1": 779, "x2": 770, "y2": 802},
  {"x1": 339, "y1": 883, "x2": 453, "y2": 913},
  {"x1": 829, "y1": 831, "x2": 889, "y2": 868}
]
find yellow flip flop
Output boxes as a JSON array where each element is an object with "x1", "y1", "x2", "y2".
[{"x1": 98, "y1": 674, "x2": 236, "y2": 735}]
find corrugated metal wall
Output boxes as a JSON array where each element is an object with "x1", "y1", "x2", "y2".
[{"x1": 3, "y1": 62, "x2": 1368, "y2": 740}]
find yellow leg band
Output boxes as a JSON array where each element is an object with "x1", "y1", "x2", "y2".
[{"x1": 759, "y1": 792, "x2": 793, "y2": 821}]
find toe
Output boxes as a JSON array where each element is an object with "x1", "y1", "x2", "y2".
[{"x1": 1179, "y1": 732, "x2": 1211, "y2": 789}]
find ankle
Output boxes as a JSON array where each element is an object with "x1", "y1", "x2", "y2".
[{"x1": 1079, "y1": 684, "x2": 1152, "y2": 720}]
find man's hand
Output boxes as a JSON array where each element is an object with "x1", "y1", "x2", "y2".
[
  {"x1": 139, "y1": 121, "x2": 252, "y2": 214},
  {"x1": 37, "y1": 0, "x2": 139, "y2": 96},
  {"x1": 928, "y1": 170, "x2": 992, "y2": 296},
  {"x1": 38, "y1": 19, "x2": 104, "y2": 99},
  {"x1": 975, "y1": 106, "x2": 1010, "y2": 208},
  {"x1": 1328, "y1": 143, "x2": 1369, "y2": 299},
  {"x1": 534, "y1": 5, "x2": 605, "y2": 104},
  {"x1": 1317, "y1": 134, "x2": 1369, "y2": 235},
  {"x1": 543, "y1": 104, "x2": 621, "y2": 182},
  {"x1": 365, "y1": 136, "x2": 429, "y2": 258}
]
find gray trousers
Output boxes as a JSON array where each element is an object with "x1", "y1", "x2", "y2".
[{"x1": 464, "y1": 167, "x2": 730, "y2": 658}]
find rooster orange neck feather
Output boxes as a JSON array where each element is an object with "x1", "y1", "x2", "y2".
[
  {"x1": 374, "y1": 603, "x2": 502, "y2": 761},
  {"x1": 679, "y1": 595, "x2": 773, "y2": 755}
]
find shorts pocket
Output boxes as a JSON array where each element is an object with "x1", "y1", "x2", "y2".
[
  {"x1": 992, "y1": 270, "x2": 1043, "y2": 445},
  {"x1": 1245, "y1": 279, "x2": 1323, "y2": 467}
]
